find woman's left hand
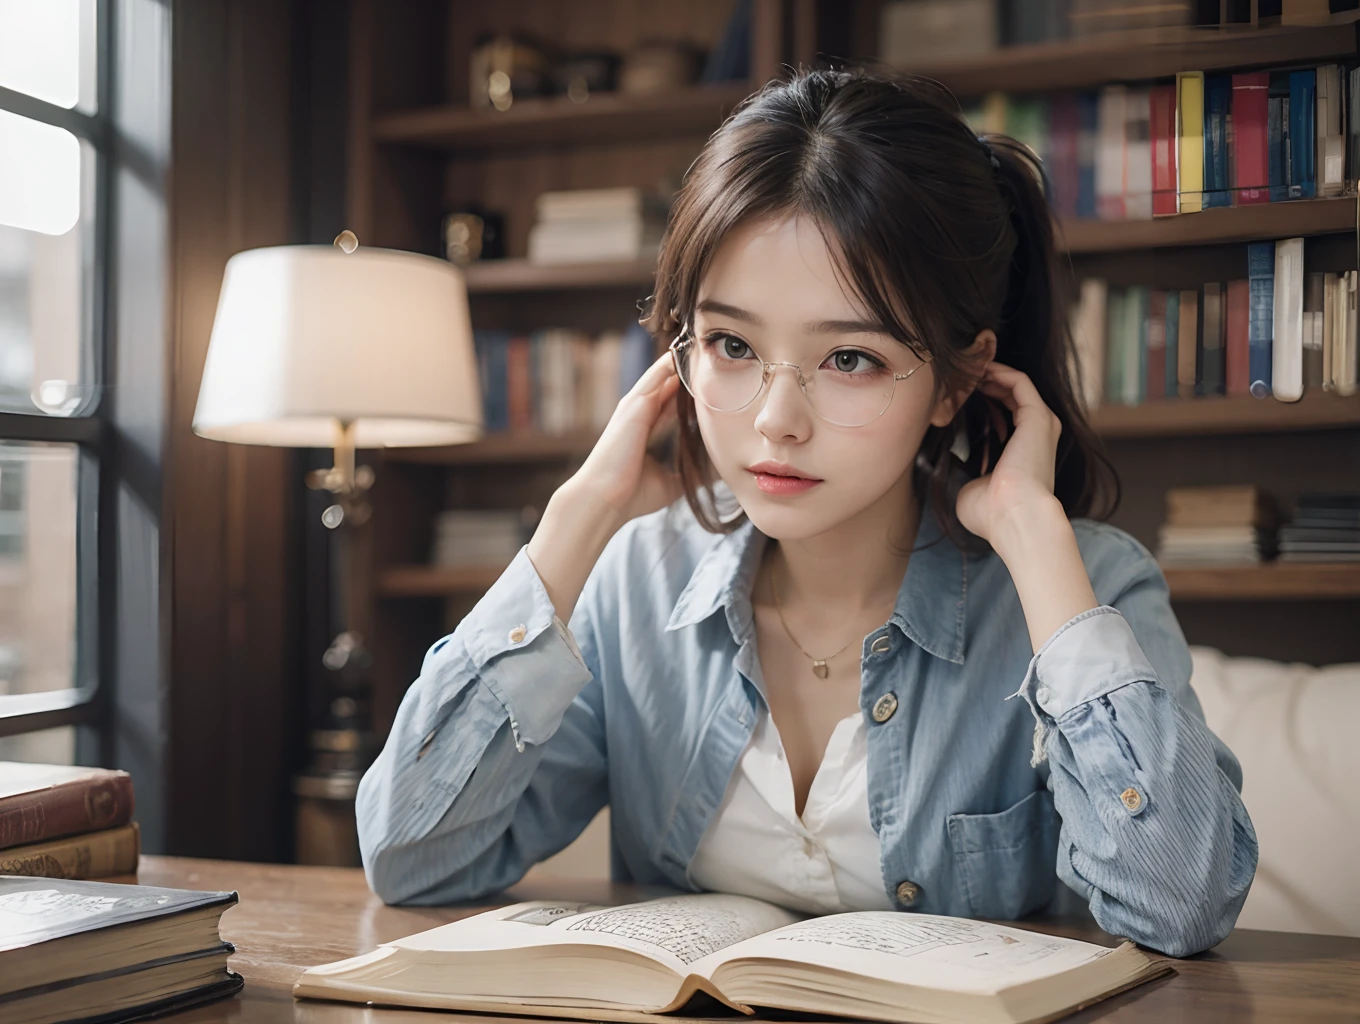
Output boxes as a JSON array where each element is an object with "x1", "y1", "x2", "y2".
[{"x1": 955, "y1": 362, "x2": 1064, "y2": 551}]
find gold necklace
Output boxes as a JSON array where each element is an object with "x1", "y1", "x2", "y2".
[{"x1": 770, "y1": 562, "x2": 856, "y2": 679}]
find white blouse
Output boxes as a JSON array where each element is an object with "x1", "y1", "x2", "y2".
[{"x1": 687, "y1": 705, "x2": 895, "y2": 915}]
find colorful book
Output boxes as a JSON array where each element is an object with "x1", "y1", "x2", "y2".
[
  {"x1": 1199, "y1": 282, "x2": 1225, "y2": 397},
  {"x1": 1176, "y1": 72, "x2": 1205, "y2": 213},
  {"x1": 1268, "y1": 71, "x2": 1291, "y2": 202},
  {"x1": 1273, "y1": 236, "x2": 1305, "y2": 402},
  {"x1": 1077, "y1": 91, "x2": 1100, "y2": 218},
  {"x1": 1097, "y1": 85, "x2": 1128, "y2": 219},
  {"x1": 1147, "y1": 290, "x2": 1168, "y2": 397},
  {"x1": 1225, "y1": 279, "x2": 1251, "y2": 397},
  {"x1": 0, "y1": 762, "x2": 134, "y2": 850},
  {"x1": 1248, "y1": 242, "x2": 1276, "y2": 399},
  {"x1": 506, "y1": 335, "x2": 533, "y2": 432},
  {"x1": 1124, "y1": 87, "x2": 1153, "y2": 219},
  {"x1": 1203, "y1": 74, "x2": 1233, "y2": 208},
  {"x1": 1049, "y1": 91, "x2": 1082, "y2": 220},
  {"x1": 1125, "y1": 286, "x2": 1149, "y2": 404},
  {"x1": 1177, "y1": 288, "x2": 1200, "y2": 399},
  {"x1": 0, "y1": 822, "x2": 140, "y2": 879},
  {"x1": 1164, "y1": 289, "x2": 1181, "y2": 399},
  {"x1": 1232, "y1": 72, "x2": 1270, "y2": 205},
  {"x1": 1150, "y1": 83, "x2": 1178, "y2": 216},
  {"x1": 1105, "y1": 287, "x2": 1126, "y2": 402},
  {"x1": 1286, "y1": 69, "x2": 1316, "y2": 199}
]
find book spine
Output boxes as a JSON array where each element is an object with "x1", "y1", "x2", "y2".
[
  {"x1": 0, "y1": 822, "x2": 140, "y2": 879},
  {"x1": 1050, "y1": 92, "x2": 1081, "y2": 219},
  {"x1": 507, "y1": 335, "x2": 532, "y2": 432},
  {"x1": 1199, "y1": 282, "x2": 1225, "y2": 396},
  {"x1": 1340, "y1": 271, "x2": 1358, "y2": 397},
  {"x1": 1105, "y1": 287, "x2": 1125, "y2": 403},
  {"x1": 1317, "y1": 65, "x2": 1345, "y2": 196},
  {"x1": 1232, "y1": 72, "x2": 1270, "y2": 205},
  {"x1": 1177, "y1": 288, "x2": 1199, "y2": 398},
  {"x1": 1150, "y1": 83, "x2": 1178, "y2": 216},
  {"x1": 1248, "y1": 241, "x2": 1275, "y2": 397},
  {"x1": 1097, "y1": 86, "x2": 1128, "y2": 219},
  {"x1": 1203, "y1": 74, "x2": 1232, "y2": 207},
  {"x1": 1323, "y1": 272, "x2": 1337, "y2": 390},
  {"x1": 1124, "y1": 88, "x2": 1152, "y2": 219},
  {"x1": 0, "y1": 773, "x2": 135, "y2": 850},
  {"x1": 1288, "y1": 69, "x2": 1317, "y2": 198},
  {"x1": 1176, "y1": 72, "x2": 1205, "y2": 213},
  {"x1": 1164, "y1": 289, "x2": 1180, "y2": 399},
  {"x1": 1077, "y1": 91, "x2": 1099, "y2": 218},
  {"x1": 1126, "y1": 286, "x2": 1148, "y2": 404},
  {"x1": 1273, "y1": 237, "x2": 1305, "y2": 402},
  {"x1": 1147, "y1": 290, "x2": 1167, "y2": 396},
  {"x1": 1268, "y1": 71, "x2": 1290, "y2": 201},
  {"x1": 1225, "y1": 278, "x2": 1251, "y2": 396},
  {"x1": 1303, "y1": 271, "x2": 1325, "y2": 389}
]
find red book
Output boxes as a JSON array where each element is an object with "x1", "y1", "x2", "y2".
[
  {"x1": 1049, "y1": 92, "x2": 1082, "y2": 220},
  {"x1": 1225, "y1": 278, "x2": 1251, "y2": 395},
  {"x1": 1150, "y1": 84, "x2": 1178, "y2": 217},
  {"x1": 0, "y1": 763, "x2": 134, "y2": 850},
  {"x1": 1232, "y1": 72, "x2": 1270, "y2": 205},
  {"x1": 1147, "y1": 290, "x2": 1167, "y2": 394},
  {"x1": 506, "y1": 335, "x2": 532, "y2": 432}
]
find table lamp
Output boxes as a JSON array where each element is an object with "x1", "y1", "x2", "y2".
[{"x1": 193, "y1": 233, "x2": 482, "y2": 858}]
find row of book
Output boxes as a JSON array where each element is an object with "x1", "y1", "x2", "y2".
[
  {"x1": 474, "y1": 322, "x2": 654, "y2": 435},
  {"x1": 963, "y1": 62, "x2": 1355, "y2": 221},
  {"x1": 1069, "y1": 238, "x2": 1358, "y2": 407},
  {"x1": 0, "y1": 761, "x2": 139, "y2": 881},
  {"x1": 1156, "y1": 486, "x2": 1360, "y2": 566},
  {"x1": 431, "y1": 508, "x2": 536, "y2": 568},
  {"x1": 527, "y1": 187, "x2": 667, "y2": 265}
]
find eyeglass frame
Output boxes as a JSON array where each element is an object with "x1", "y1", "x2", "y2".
[{"x1": 667, "y1": 327, "x2": 934, "y2": 427}]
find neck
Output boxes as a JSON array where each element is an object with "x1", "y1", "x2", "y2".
[{"x1": 764, "y1": 470, "x2": 921, "y2": 616}]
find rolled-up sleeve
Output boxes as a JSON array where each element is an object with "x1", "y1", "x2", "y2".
[
  {"x1": 356, "y1": 544, "x2": 606, "y2": 906},
  {"x1": 1010, "y1": 559, "x2": 1258, "y2": 957}
]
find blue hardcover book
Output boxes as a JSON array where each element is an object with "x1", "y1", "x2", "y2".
[
  {"x1": 1164, "y1": 290, "x2": 1180, "y2": 399},
  {"x1": 474, "y1": 330, "x2": 510, "y2": 432},
  {"x1": 1268, "y1": 71, "x2": 1289, "y2": 202},
  {"x1": 1287, "y1": 69, "x2": 1316, "y2": 199},
  {"x1": 1203, "y1": 74, "x2": 1233, "y2": 207},
  {"x1": 1077, "y1": 92, "x2": 1099, "y2": 219},
  {"x1": 1247, "y1": 241, "x2": 1275, "y2": 398}
]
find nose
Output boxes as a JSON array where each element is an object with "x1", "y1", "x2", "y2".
[{"x1": 752, "y1": 363, "x2": 813, "y2": 443}]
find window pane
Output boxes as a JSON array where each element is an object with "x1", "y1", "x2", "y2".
[
  {"x1": 0, "y1": 123, "x2": 96, "y2": 416},
  {"x1": 0, "y1": 0, "x2": 98, "y2": 112},
  {"x1": 0, "y1": 443, "x2": 79, "y2": 704},
  {"x1": 0, "y1": 724, "x2": 75, "y2": 764}
]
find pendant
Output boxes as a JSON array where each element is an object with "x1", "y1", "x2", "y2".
[{"x1": 812, "y1": 660, "x2": 829, "y2": 679}]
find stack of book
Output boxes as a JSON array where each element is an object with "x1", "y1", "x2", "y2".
[
  {"x1": 527, "y1": 187, "x2": 668, "y2": 264},
  {"x1": 0, "y1": 876, "x2": 242, "y2": 1023},
  {"x1": 1156, "y1": 485, "x2": 1277, "y2": 567},
  {"x1": 475, "y1": 322, "x2": 655, "y2": 436},
  {"x1": 1068, "y1": 239, "x2": 1358, "y2": 407},
  {"x1": 1, "y1": 762, "x2": 140, "y2": 881},
  {"x1": 1278, "y1": 495, "x2": 1360, "y2": 562},
  {"x1": 959, "y1": 59, "x2": 1355, "y2": 218},
  {"x1": 431, "y1": 509, "x2": 536, "y2": 568}
]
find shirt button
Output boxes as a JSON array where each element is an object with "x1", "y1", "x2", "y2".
[
  {"x1": 1120, "y1": 787, "x2": 1143, "y2": 812},
  {"x1": 508, "y1": 624, "x2": 527, "y2": 644},
  {"x1": 870, "y1": 634, "x2": 891, "y2": 654},
  {"x1": 871, "y1": 692, "x2": 898, "y2": 723},
  {"x1": 895, "y1": 880, "x2": 921, "y2": 906}
]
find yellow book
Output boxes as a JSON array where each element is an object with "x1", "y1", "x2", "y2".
[{"x1": 1176, "y1": 71, "x2": 1204, "y2": 214}]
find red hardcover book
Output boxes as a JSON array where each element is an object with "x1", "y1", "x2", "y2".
[
  {"x1": 1150, "y1": 84, "x2": 1178, "y2": 217},
  {"x1": 1232, "y1": 71, "x2": 1270, "y2": 205},
  {"x1": 0, "y1": 763, "x2": 134, "y2": 850},
  {"x1": 1225, "y1": 278, "x2": 1251, "y2": 395},
  {"x1": 1147, "y1": 290, "x2": 1167, "y2": 392},
  {"x1": 506, "y1": 335, "x2": 532, "y2": 432}
]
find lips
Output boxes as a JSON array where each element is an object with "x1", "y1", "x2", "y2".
[{"x1": 746, "y1": 460, "x2": 821, "y2": 481}]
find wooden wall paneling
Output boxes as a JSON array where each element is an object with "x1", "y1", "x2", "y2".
[
  {"x1": 169, "y1": 0, "x2": 300, "y2": 861},
  {"x1": 469, "y1": 287, "x2": 655, "y2": 334}
]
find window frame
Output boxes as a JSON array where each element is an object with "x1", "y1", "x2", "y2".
[{"x1": 0, "y1": 0, "x2": 116, "y2": 759}]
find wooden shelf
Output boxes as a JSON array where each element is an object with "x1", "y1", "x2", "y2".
[
  {"x1": 1164, "y1": 562, "x2": 1360, "y2": 601},
  {"x1": 372, "y1": 84, "x2": 752, "y2": 153},
  {"x1": 385, "y1": 428, "x2": 601, "y2": 466},
  {"x1": 908, "y1": 22, "x2": 1358, "y2": 97},
  {"x1": 1092, "y1": 393, "x2": 1360, "y2": 437},
  {"x1": 378, "y1": 564, "x2": 507, "y2": 597},
  {"x1": 1061, "y1": 196, "x2": 1358, "y2": 253},
  {"x1": 464, "y1": 257, "x2": 656, "y2": 294}
]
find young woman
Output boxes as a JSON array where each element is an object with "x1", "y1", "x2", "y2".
[{"x1": 356, "y1": 68, "x2": 1257, "y2": 957}]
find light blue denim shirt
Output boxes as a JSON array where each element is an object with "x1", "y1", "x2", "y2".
[{"x1": 357, "y1": 496, "x2": 1258, "y2": 957}]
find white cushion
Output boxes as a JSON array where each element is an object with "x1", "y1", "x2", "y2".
[{"x1": 1189, "y1": 646, "x2": 1360, "y2": 937}]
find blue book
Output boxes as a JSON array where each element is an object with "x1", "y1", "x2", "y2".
[
  {"x1": 1268, "y1": 71, "x2": 1289, "y2": 202},
  {"x1": 1203, "y1": 75, "x2": 1232, "y2": 208},
  {"x1": 1076, "y1": 92, "x2": 1099, "y2": 219},
  {"x1": 1164, "y1": 290, "x2": 1180, "y2": 399},
  {"x1": 474, "y1": 330, "x2": 511, "y2": 432},
  {"x1": 1287, "y1": 69, "x2": 1316, "y2": 199},
  {"x1": 1247, "y1": 241, "x2": 1275, "y2": 398}
]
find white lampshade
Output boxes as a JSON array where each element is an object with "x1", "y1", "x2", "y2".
[{"x1": 193, "y1": 244, "x2": 483, "y2": 447}]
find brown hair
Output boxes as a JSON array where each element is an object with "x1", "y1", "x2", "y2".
[{"x1": 641, "y1": 66, "x2": 1118, "y2": 549}]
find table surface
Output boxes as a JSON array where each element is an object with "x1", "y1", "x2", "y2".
[{"x1": 130, "y1": 855, "x2": 1359, "y2": 1023}]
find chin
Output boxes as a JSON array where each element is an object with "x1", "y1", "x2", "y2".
[{"x1": 727, "y1": 479, "x2": 840, "y2": 541}]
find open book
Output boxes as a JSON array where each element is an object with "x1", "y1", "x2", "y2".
[{"x1": 293, "y1": 893, "x2": 1170, "y2": 1024}]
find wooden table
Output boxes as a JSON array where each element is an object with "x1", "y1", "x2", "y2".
[{"x1": 134, "y1": 855, "x2": 1359, "y2": 1022}]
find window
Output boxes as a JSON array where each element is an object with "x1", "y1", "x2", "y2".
[{"x1": 0, "y1": 0, "x2": 109, "y2": 766}]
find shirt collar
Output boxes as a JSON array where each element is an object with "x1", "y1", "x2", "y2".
[{"x1": 665, "y1": 500, "x2": 968, "y2": 665}]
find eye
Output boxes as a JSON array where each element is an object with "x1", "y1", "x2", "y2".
[
  {"x1": 702, "y1": 332, "x2": 753, "y2": 361},
  {"x1": 825, "y1": 349, "x2": 884, "y2": 375}
]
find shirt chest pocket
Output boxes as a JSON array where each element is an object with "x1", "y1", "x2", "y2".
[{"x1": 946, "y1": 787, "x2": 1059, "y2": 920}]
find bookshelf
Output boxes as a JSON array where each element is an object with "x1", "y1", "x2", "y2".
[{"x1": 347, "y1": 1, "x2": 1360, "y2": 734}]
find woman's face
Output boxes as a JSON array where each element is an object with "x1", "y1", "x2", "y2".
[{"x1": 691, "y1": 214, "x2": 948, "y2": 542}]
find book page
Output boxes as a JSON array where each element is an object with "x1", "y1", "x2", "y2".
[
  {"x1": 698, "y1": 912, "x2": 1121, "y2": 994},
  {"x1": 386, "y1": 894, "x2": 799, "y2": 976}
]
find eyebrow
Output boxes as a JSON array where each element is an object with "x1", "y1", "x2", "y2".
[{"x1": 696, "y1": 299, "x2": 889, "y2": 336}]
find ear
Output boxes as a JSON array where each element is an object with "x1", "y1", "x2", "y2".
[{"x1": 929, "y1": 329, "x2": 997, "y2": 428}]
